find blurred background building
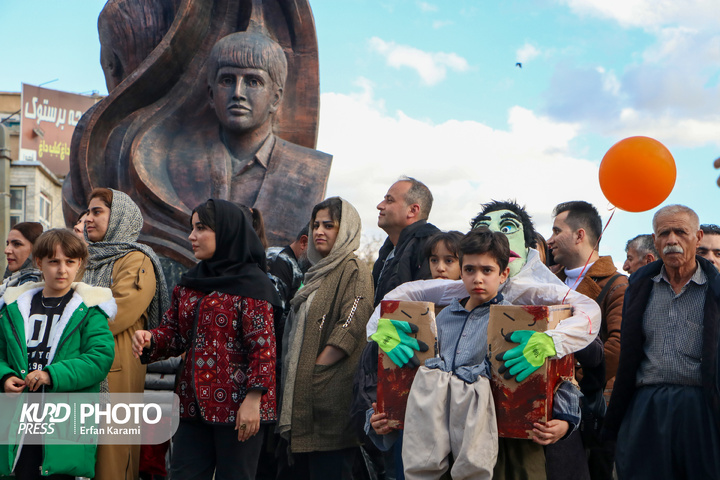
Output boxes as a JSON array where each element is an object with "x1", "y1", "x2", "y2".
[{"x1": 0, "y1": 86, "x2": 100, "y2": 271}]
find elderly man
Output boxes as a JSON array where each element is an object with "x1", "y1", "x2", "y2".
[
  {"x1": 605, "y1": 205, "x2": 720, "y2": 479},
  {"x1": 623, "y1": 234, "x2": 658, "y2": 275}
]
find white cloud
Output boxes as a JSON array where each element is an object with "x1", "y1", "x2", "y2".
[
  {"x1": 417, "y1": 1, "x2": 438, "y2": 12},
  {"x1": 369, "y1": 37, "x2": 469, "y2": 86},
  {"x1": 517, "y1": 43, "x2": 540, "y2": 63},
  {"x1": 432, "y1": 20, "x2": 453, "y2": 29},
  {"x1": 561, "y1": 0, "x2": 720, "y2": 30},
  {"x1": 316, "y1": 83, "x2": 608, "y2": 243},
  {"x1": 614, "y1": 109, "x2": 720, "y2": 147},
  {"x1": 596, "y1": 67, "x2": 621, "y2": 95}
]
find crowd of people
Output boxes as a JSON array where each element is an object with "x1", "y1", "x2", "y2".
[{"x1": 0, "y1": 177, "x2": 718, "y2": 480}]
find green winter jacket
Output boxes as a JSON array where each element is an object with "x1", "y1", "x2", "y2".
[{"x1": 0, "y1": 282, "x2": 116, "y2": 478}]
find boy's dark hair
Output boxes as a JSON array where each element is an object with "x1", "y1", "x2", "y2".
[
  {"x1": 553, "y1": 201, "x2": 602, "y2": 249},
  {"x1": 11, "y1": 222, "x2": 44, "y2": 245},
  {"x1": 459, "y1": 227, "x2": 511, "y2": 272},
  {"x1": 424, "y1": 231, "x2": 464, "y2": 259},
  {"x1": 311, "y1": 197, "x2": 343, "y2": 225},
  {"x1": 33, "y1": 229, "x2": 89, "y2": 270},
  {"x1": 470, "y1": 200, "x2": 536, "y2": 249}
]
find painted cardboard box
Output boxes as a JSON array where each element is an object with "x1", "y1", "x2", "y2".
[
  {"x1": 376, "y1": 300, "x2": 437, "y2": 429},
  {"x1": 488, "y1": 304, "x2": 575, "y2": 439}
]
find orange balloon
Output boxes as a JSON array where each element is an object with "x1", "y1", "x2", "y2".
[{"x1": 598, "y1": 136, "x2": 676, "y2": 212}]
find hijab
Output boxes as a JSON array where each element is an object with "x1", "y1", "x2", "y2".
[
  {"x1": 289, "y1": 197, "x2": 362, "y2": 309},
  {"x1": 278, "y1": 197, "x2": 362, "y2": 438},
  {"x1": 0, "y1": 258, "x2": 42, "y2": 298},
  {"x1": 83, "y1": 189, "x2": 170, "y2": 329},
  {"x1": 179, "y1": 199, "x2": 280, "y2": 306}
]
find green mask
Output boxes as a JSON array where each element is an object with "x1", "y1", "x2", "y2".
[{"x1": 472, "y1": 209, "x2": 528, "y2": 277}]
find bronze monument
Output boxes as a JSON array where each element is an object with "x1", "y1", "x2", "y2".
[{"x1": 63, "y1": 0, "x2": 332, "y2": 267}]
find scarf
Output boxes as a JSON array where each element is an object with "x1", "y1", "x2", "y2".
[
  {"x1": 290, "y1": 198, "x2": 362, "y2": 309},
  {"x1": 83, "y1": 189, "x2": 169, "y2": 329},
  {"x1": 178, "y1": 199, "x2": 280, "y2": 305},
  {"x1": 278, "y1": 197, "x2": 362, "y2": 438},
  {"x1": 0, "y1": 258, "x2": 42, "y2": 298}
]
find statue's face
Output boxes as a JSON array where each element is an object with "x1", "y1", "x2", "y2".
[
  {"x1": 208, "y1": 66, "x2": 282, "y2": 134},
  {"x1": 473, "y1": 209, "x2": 528, "y2": 277}
]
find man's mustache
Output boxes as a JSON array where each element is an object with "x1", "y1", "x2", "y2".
[{"x1": 663, "y1": 245, "x2": 684, "y2": 255}]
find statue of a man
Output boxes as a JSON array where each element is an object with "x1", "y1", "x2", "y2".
[{"x1": 165, "y1": 30, "x2": 332, "y2": 245}]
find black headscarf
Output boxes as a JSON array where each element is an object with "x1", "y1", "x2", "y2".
[{"x1": 179, "y1": 199, "x2": 281, "y2": 306}]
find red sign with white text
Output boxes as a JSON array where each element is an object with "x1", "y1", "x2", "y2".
[{"x1": 19, "y1": 84, "x2": 97, "y2": 177}]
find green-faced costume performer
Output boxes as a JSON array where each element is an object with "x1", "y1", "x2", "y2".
[{"x1": 370, "y1": 200, "x2": 601, "y2": 382}]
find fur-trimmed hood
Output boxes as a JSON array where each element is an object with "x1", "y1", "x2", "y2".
[{"x1": 0, "y1": 281, "x2": 117, "y2": 320}]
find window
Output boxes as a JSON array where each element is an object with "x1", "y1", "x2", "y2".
[
  {"x1": 39, "y1": 193, "x2": 52, "y2": 229},
  {"x1": 9, "y1": 187, "x2": 25, "y2": 227}
]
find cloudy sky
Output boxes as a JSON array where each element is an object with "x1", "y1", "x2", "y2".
[{"x1": 2, "y1": 0, "x2": 720, "y2": 267}]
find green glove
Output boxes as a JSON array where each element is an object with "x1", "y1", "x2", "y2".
[
  {"x1": 371, "y1": 318, "x2": 429, "y2": 368},
  {"x1": 495, "y1": 330, "x2": 556, "y2": 382}
]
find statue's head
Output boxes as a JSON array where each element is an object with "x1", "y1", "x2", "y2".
[
  {"x1": 207, "y1": 31, "x2": 288, "y2": 134},
  {"x1": 470, "y1": 200, "x2": 536, "y2": 277},
  {"x1": 207, "y1": 31, "x2": 288, "y2": 90}
]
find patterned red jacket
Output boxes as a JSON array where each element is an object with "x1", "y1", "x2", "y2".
[{"x1": 146, "y1": 285, "x2": 276, "y2": 424}]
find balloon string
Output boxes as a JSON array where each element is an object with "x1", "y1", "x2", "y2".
[{"x1": 561, "y1": 207, "x2": 617, "y2": 304}]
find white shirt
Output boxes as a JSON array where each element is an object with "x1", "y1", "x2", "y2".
[
  {"x1": 563, "y1": 261, "x2": 595, "y2": 290},
  {"x1": 366, "y1": 248, "x2": 600, "y2": 358}
]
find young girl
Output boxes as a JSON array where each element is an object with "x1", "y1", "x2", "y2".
[
  {"x1": 425, "y1": 231, "x2": 464, "y2": 280},
  {"x1": 0, "y1": 229, "x2": 116, "y2": 479}
]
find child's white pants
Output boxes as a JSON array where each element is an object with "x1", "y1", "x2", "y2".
[{"x1": 402, "y1": 366, "x2": 498, "y2": 480}]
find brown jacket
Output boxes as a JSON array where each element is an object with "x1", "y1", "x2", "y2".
[
  {"x1": 558, "y1": 255, "x2": 627, "y2": 385},
  {"x1": 290, "y1": 255, "x2": 374, "y2": 453},
  {"x1": 95, "y1": 251, "x2": 156, "y2": 480}
]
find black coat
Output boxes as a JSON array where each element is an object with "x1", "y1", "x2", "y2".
[
  {"x1": 372, "y1": 220, "x2": 440, "y2": 306},
  {"x1": 604, "y1": 256, "x2": 720, "y2": 438}
]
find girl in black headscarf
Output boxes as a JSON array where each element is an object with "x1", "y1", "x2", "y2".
[{"x1": 132, "y1": 199, "x2": 280, "y2": 480}]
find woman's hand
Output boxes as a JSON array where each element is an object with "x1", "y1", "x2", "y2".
[
  {"x1": 236, "y1": 390, "x2": 262, "y2": 442},
  {"x1": 4, "y1": 376, "x2": 26, "y2": 393},
  {"x1": 26, "y1": 370, "x2": 51, "y2": 392},
  {"x1": 132, "y1": 330, "x2": 153, "y2": 358},
  {"x1": 531, "y1": 419, "x2": 569, "y2": 445},
  {"x1": 315, "y1": 345, "x2": 346, "y2": 366},
  {"x1": 370, "y1": 402, "x2": 392, "y2": 435}
]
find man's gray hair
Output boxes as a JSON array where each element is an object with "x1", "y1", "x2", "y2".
[
  {"x1": 398, "y1": 176, "x2": 433, "y2": 220},
  {"x1": 652, "y1": 204, "x2": 700, "y2": 233},
  {"x1": 626, "y1": 234, "x2": 658, "y2": 256}
]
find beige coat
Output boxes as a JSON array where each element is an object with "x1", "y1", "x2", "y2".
[
  {"x1": 290, "y1": 255, "x2": 374, "y2": 453},
  {"x1": 95, "y1": 250, "x2": 156, "y2": 480}
]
